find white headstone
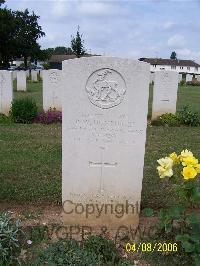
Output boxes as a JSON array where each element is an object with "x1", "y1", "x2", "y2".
[
  {"x1": 43, "y1": 69, "x2": 62, "y2": 111},
  {"x1": 0, "y1": 71, "x2": 13, "y2": 115},
  {"x1": 152, "y1": 71, "x2": 178, "y2": 120},
  {"x1": 178, "y1": 73, "x2": 182, "y2": 82},
  {"x1": 17, "y1": 71, "x2": 26, "y2": 91},
  {"x1": 62, "y1": 57, "x2": 150, "y2": 230},
  {"x1": 196, "y1": 75, "x2": 200, "y2": 82},
  {"x1": 186, "y1": 74, "x2": 192, "y2": 82},
  {"x1": 31, "y1": 70, "x2": 38, "y2": 82}
]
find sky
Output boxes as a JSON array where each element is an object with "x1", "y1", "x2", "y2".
[{"x1": 4, "y1": 0, "x2": 200, "y2": 63}]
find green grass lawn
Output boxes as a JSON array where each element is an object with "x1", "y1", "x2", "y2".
[
  {"x1": 0, "y1": 123, "x2": 199, "y2": 208},
  {"x1": 0, "y1": 81, "x2": 199, "y2": 207}
]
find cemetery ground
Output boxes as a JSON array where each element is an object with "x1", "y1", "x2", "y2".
[{"x1": 0, "y1": 80, "x2": 200, "y2": 265}]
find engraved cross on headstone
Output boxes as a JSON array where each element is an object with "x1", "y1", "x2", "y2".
[{"x1": 89, "y1": 146, "x2": 118, "y2": 193}]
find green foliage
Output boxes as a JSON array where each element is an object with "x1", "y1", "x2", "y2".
[
  {"x1": 31, "y1": 236, "x2": 131, "y2": 266},
  {"x1": 71, "y1": 26, "x2": 86, "y2": 57},
  {"x1": 180, "y1": 80, "x2": 186, "y2": 86},
  {"x1": 186, "y1": 80, "x2": 200, "y2": 86},
  {"x1": 31, "y1": 239, "x2": 101, "y2": 265},
  {"x1": 84, "y1": 235, "x2": 120, "y2": 264},
  {"x1": 178, "y1": 106, "x2": 200, "y2": 126},
  {"x1": 54, "y1": 46, "x2": 73, "y2": 55},
  {"x1": 152, "y1": 108, "x2": 200, "y2": 127},
  {"x1": 0, "y1": 7, "x2": 16, "y2": 68},
  {"x1": 170, "y1": 51, "x2": 177, "y2": 59},
  {"x1": 0, "y1": 114, "x2": 12, "y2": 124},
  {"x1": 152, "y1": 113, "x2": 180, "y2": 126},
  {"x1": 42, "y1": 62, "x2": 50, "y2": 70},
  {"x1": 14, "y1": 9, "x2": 45, "y2": 67},
  {"x1": 142, "y1": 208, "x2": 154, "y2": 217},
  {"x1": 0, "y1": 0, "x2": 5, "y2": 6},
  {"x1": 0, "y1": 5, "x2": 45, "y2": 68},
  {"x1": 156, "y1": 207, "x2": 200, "y2": 265},
  {"x1": 157, "y1": 206, "x2": 186, "y2": 234},
  {"x1": 0, "y1": 212, "x2": 23, "y2": 265},
  {"x1": 10, "y1": 97, "x2": 38, "y2": 123}
]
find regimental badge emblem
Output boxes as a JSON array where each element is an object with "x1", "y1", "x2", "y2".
[{"x1": 86, "y1": 68, "x2": 126, "y2": 109}]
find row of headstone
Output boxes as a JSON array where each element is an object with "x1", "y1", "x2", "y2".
[
  {"x1": 12, "y1": 70, "x2": 41, "y2": 82},
  {"x1": 0, "y1": 58, "x2": 180, "y2": 230},
  {"x1": 43, "y1": 69, "x2": 179, "y2": 121}
]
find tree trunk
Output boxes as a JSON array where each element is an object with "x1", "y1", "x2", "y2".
[{"x1": 24, "y1": 56, "x2": 28, "y2": 69}]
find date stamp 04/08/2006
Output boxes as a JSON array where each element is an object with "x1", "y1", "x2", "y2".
[{"x1": 125, "y1": 242, "x2": 178, "y2": 253}]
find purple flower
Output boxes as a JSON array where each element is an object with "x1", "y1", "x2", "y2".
[{"x1": 35, "y1": 109, "x2": 62, "y2": 124}]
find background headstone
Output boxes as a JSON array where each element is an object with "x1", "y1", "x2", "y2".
[
  {"x1": 0, "y1": 71, "x2": 13, "y2": 115},
  {"x1": 152, "y1": 71, "x2": 178, "y2": 120},
  {"x1": 17, "y1": 71, "x2": 26, "y2": 91},
  {"x1": 62, "y1": 57, "x2": 150, "y2": 230},
  {"x1": 186, "y1": 74, "x2": 192, "y2": 82},
  {"x1": 43, "y1": 69, "x2": 62, "y2": 111},
  {"x1": 31, "y1": 70, "x2": 38, "y2": 82},
  {"x1": 178, "y1": 73, "x2": 182, "y2": 82}
]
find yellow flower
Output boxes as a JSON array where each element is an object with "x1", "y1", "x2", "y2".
[
  {"x1": 157, "y1": 157, "x2": 173, "y2": 178},
  {"x1": 169, "y1": 152, "x2": 180, "y2": 164},
  {"x1": 157, "y1": 166, "x2": 173, "y2": 178},
  {"x1": 182, "y1": 166, "x2": 197, "y2": 180},
  {"x1": 182, "y1": 156, "x2": 198, "y2": 167},
  {"x1": 194, "y1": 164, "x2": 200, "y2": 173},
  {"x1": 180, "y1": 149, "x2": 193, "y2": 160}
]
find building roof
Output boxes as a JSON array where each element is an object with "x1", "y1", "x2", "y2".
[
  {"x1": 49, "y1": 54, "x2": 98, "y2": 63},
  {"x1": 139, "y1": 58, "x2": 200, "y2": 67}
]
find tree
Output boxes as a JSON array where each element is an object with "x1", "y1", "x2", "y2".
[
  {"x1": 71, "y1": 26, "x2": 86, "y2": 58},
  {"x1": 170, "y1": 51, "x2": 177, "y2": 60},
  {"x1": 14, "y1": 9, "x2": 45, "y2": 67},
  {"x1": 54, "y1": 46, "x2": 73, "y2": 55},
  {"x1": 0, "y1": 7, "x2": 16, "y2": 68},
  {"x1": 0, "y1": 0, "x2": 5, "y2": 6}
]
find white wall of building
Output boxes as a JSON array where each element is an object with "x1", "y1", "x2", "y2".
[{"x1": 150, "y1": 64, "x2": 200, "y2": 75}]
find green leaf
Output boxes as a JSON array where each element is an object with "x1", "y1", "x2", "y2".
[
  {"x1": 176, "y1": 234, "x2": 190, "y2": 242},
  {"x1": 181, "y1": 240, "x2": 195, "y2": 253},
  {"x1": 186, "y1": 213, "x2": 200, "y2": 224},
  {"x1": 142, "y1": 208, "x2": 154, "y2": 217},
  {"x1": 168, "y1": 206, "x2": 185, "y2": 218},
  {"x1": 191, "y1": 187, "x2": 200, "y2": 202}
]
